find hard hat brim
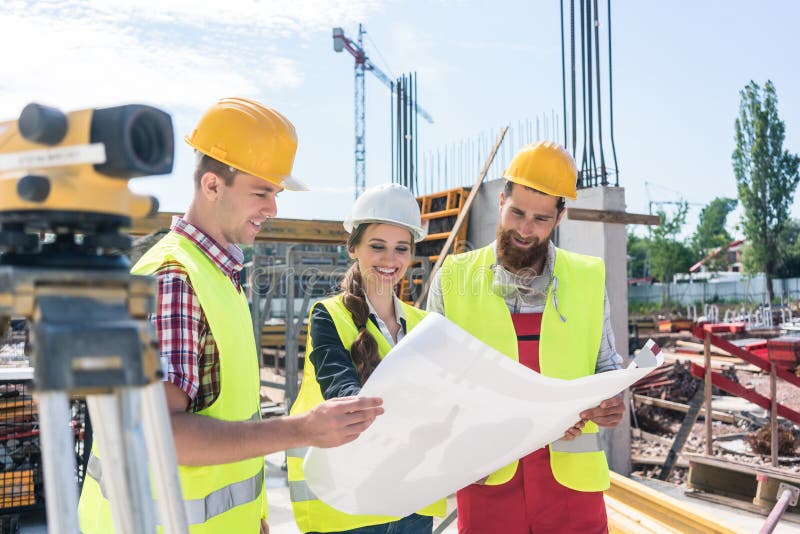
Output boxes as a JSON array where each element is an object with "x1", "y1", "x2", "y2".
[
  {"x1": 343, "y1": 217, "x2": 427, "y2": 242},
  {"x1": 185, "y1": 136, "x2": 309, "y2": 191},
  {"x1": 503, "y1": 175, "x2": 577, "y2": 200},
  {"x1": 279, "y1": 175, "x2": 310, "y2": 192}
]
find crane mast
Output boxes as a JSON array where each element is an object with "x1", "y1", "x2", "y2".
[{"x1": 333, "y1": 24, "x2": 433, "y2": 198}]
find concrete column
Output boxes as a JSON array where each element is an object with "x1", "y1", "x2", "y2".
[
  {"x1": 559, "y1": 185, "x2": 631, "y2": 476},
  {"x1": 465, "y1": 179, "x2": 504, "y2": 250}
]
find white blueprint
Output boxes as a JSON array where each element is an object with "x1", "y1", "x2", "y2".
[{"x1": 303, "y1": 313, "x2": 661, "y2": 517}]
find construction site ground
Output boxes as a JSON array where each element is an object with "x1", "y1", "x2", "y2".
[{"x1": 9, "y1": 337, "x2": 800, "y2": 531}]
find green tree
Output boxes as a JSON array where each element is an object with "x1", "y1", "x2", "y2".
[
  {"x1": 732, "y1": 80, "x2": 800, "y2": 301},
  {"x1": 776, "y1": 219, "x2": 800, "y2": 278},
  {"x1": 690, "y1": 197, "x2": 738, "y2": 271},
  {"x1": 627, "y1": 231, "x2": 651, "y2": 279},
  {"x1": 649, "y1": 202, "x2": 694, "y2": 295}
]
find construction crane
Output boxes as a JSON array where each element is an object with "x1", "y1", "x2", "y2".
[
  {"x1": 333, "y1": 24, "x2": 433, "y2": 199},
  {"x1": 644, "y1": 180, "x2": 703, "y2": 215}
]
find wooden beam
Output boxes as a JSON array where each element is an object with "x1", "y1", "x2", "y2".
[
  {"x1": 658, "y1": 388, "x2": 704, "y2": 481},
  {"x1": 685, "y1": 453, "x2": 800, "y2": 512},
  {"x1": 632, "y1": 456, "x2": 690, "y2": 469},
  {"x1": 566, "y1": 208, "x2": 660, "y2": 226},
  {"x1": 633, "y1": 393, "x2": 735, "y2": 424},
  {"x1": 126, "y1": 212, "x2": 348, "y2": 244}
]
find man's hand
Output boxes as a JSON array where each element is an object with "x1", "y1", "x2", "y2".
[
  {"x1": 301, "y1": 396, "x2": 384, "y2": 448},
  {"x1": 579, "y1": 393, "x2": 625, "y2": 428},
  {"x1": 260, "y1": 518, "x2": 269, "y2": 534},
  {"x1": 560, "y1": 393, "x2": 625, "y2": 438},
  {"x1": 561, "y1": 420, "x2": 586, "y2": 440}
]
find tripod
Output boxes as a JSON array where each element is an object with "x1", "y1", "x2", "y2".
[
  {"x1": 0, "y1": 102, "x2": 188, "y2": 533},
  {"x1": 0, "y1": 255, "x2": 189, "y2": 534}
]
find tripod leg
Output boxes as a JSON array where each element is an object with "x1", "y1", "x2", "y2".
[
  {"x1": 38, "y1": 391, "x2": 79, "y2": 534},
  {"x1": 141, "y1": 382, "x2": 189, "y2": 533},
  {"x1": 87, "y1": 391, "x2": 157, "y2": 534}
]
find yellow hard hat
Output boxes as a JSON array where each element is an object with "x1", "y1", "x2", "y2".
[
  {"x1": 502, "y1": 141, "x2": 577, "y2": 200},
  {"x1": 185, "y1": 97, "x2": 308, "y2": 191}
]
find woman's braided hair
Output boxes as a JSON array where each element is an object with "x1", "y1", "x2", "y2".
[{"x1": 341, "y1": 223, "x2": 414, "y2": 384}]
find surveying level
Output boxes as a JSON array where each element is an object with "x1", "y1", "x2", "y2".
[
  {"x1": 0, "y1": 103, "x2": 187, "y2": 533},
  {"x1": 0, "y1": 103, "x2": 172, "y2": 266}
]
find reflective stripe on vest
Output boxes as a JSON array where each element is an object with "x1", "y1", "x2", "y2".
[
  {"x1": 288, "y1": 480, "x2": 318, "y2": 503},
  {"x1": 86, "y1": 455, "x2": 264, "y2": 526},
  {"x1": 287, "y1": 447, "x2": 308, "y2": 459},
  {"x1": 550, "y1": 433, "x2": 602, "y2": 454},
  {"x1": 85, "y1": 412, "x2": 263, "y2": 526}
]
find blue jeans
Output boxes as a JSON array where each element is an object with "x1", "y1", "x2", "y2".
[{"x1": 308, "y1": 513, "x2": 433, "y2": 534}]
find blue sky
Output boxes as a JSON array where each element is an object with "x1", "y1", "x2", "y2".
[{"x1": 2, "y1": 0, "x2": 798, "y2": 239}]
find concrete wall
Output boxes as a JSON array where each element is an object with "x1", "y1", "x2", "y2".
[
  {"x1": 558, "y1": 186, "x2": 629, "y2": 362},
  {"x1": 465, "y1": 178, "x2": 504, "y2": 250}
]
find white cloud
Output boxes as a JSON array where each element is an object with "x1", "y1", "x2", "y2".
[{"x1": 0, "y1": 0, "x2": 385, "y2": 117}]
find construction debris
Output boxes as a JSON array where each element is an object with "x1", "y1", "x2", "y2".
[{"x1": 745, "y1": 425, "x2": 799, "y2": 457}]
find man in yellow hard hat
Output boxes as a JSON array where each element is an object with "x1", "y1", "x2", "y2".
[
  {"x1": 79, "y1": 98, "x2": 384, "y2": 534},
  {"x1": 427, "y1": 141, "x2": 623, "y2": 533}
]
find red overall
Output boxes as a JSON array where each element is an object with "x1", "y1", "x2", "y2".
[{"x1": 456, "y1": 313, "x2": 608, "y2": 533}]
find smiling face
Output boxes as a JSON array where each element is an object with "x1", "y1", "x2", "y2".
[
  {"x1": 497, "y1": 182, "x2": 564, "y2": 273},
  {"x1": 214, "y1": 172, "x2": 282, "y2": 246},
  {"x1": 348, "y1": 223, "x2": 414, "y2": 297}
]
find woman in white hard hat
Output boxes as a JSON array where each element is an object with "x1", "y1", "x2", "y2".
[{"x1": 287, "y1": 183, "x2": 446, "y2": 534}]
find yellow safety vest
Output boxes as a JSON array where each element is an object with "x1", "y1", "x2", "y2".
[
  {"x1": 439, "y1": 244, "x2": 610, "y2": 491},
  {"x1": 288, "y1": 294, "x2": 447, "y2": 532},
  {"x1": 78, "y1": 231, "x2": 266, "y2": 533}
]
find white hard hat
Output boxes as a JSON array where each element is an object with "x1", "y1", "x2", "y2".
[{"x1": 343, "y1": 183, "x2": 428, "y2": 242}]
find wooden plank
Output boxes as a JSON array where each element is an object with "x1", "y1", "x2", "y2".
[
  {"x1": 686, "y1": 453, "x2": 800, "y2": 482},
  {"x1": 415, "y1": 128, "x2": 508, "y2": 307},
  {"x1": 687, "y1": 490, "x2": 800, "y2": 524},
  {"x1": 632, "y1": 455, "x2": 690, "y2": 468},
  {"x1": 686, "y1": 457, "x2": 758, "y2": 502},
  {"x1": 566, "y1": 207, "x2": 660, "y2": 225},
  {"x1": 661, "y1": 351, "x2": 760, "y2": 372},
  {"x1": 261, "y1": 324, "x2": 308, "y2": 348},
  {"x1": 127, "y1": 212, "x2": 348, "y2": 244},
  {"x1": 659, "y1": 387, "x2": 705, "y2": 480},
  {"x1": 685, "y1": 453, "x2": 800, "y2": 515},
  {"x1": 754, "y1": 476, "x2": 800, "y2": 511},
  {"x1": 634, "y1": 393, "x2": 734, "y2": 423},
  {"x1": 675, "y1": 339, "x2": 732, "y2": 357},
  {"x1": 421, "y1": 208, "x2": 460, "y2": 220}
]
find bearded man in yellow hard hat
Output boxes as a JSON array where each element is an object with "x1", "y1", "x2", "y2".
[
  {"x1": 427, "y1": 141, "x2": 624, "y2": 533},
  {"x1": 79, "y1": 98, "x2": 384, "y2": 534}
]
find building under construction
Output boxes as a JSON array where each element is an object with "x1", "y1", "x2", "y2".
[{"x1": 2, "y1": 1, "x2": 800, "y2": 533}]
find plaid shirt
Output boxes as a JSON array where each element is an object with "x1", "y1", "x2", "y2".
[{"x1": 152, "y1": 217, "x2": 244, "y2": 412}]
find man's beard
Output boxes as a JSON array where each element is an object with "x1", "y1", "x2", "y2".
[{"x1": 496, "y1": 227, "x2": 552, "y2": 274}]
